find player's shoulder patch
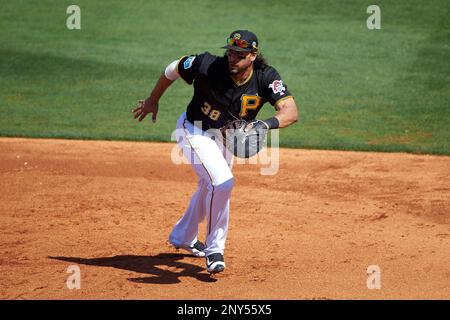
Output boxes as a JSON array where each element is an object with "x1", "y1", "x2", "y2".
[
  {"x1": 183, "y1": 56, "x2": 196, "y2": 69},
  {"x1": 268, "y1": 79, "x2": 286, "y2": 96},
  {"x1": 260, "y1": 66, "x2": 286, "y2": 95}
]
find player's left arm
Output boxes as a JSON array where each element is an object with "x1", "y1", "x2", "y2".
[
  {"x1": 261, "y1": 67, "x2": 299, "y2": 129},
  {"x1": 273, "y1": 97, "x2": 298, "y2": 128}
]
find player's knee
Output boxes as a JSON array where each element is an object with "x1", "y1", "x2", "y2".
[{"x1": 214, "y1": 177, "x2": 234, "y2": 193}]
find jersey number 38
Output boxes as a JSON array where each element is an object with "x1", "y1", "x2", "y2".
[
  {"x1": 202, "y1": 94, "x2": 261, "y2": 122},
  {"x1": 202, "y1": 102, "x2": 221, "y2": 121}
]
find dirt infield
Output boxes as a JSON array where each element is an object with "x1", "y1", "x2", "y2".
[{"x1": 0, "y1": 137, "x2": 449, "y2": 299}]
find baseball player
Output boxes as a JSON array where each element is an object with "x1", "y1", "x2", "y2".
[{"x1": 132, "y1": 30, "x2": 298, "y2": 274}]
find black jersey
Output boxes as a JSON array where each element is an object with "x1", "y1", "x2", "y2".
[{"x1": 176, "y1": 52, "x2": 293, "y2": 130}]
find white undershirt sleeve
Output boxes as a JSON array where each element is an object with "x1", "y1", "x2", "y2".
[{"x1": 164, "y1": 60, "x2": 179, "y2": 81}]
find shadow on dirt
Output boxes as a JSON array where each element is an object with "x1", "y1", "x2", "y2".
[{"x1": 48, "y1": 253, "x2": 217, "y2": 284}]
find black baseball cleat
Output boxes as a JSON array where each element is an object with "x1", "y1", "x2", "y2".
[
  {"x1": 172, "y1": 240, "x2": 206, "y2": 257},
  {"x1": 206, "y1": 253, "x2": 225, "y2": 274}
]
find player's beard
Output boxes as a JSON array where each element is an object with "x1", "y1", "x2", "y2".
[
  {"x1": 228, "y1": 64, "x2": 239, "y2": 75},
  {"x1": 228, "y1": 60, "x2": 252, "y2": 76}
]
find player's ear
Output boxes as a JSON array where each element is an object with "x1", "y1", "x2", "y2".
[{"x1": 250, "y1": 52, "x2": 257, "y2": 62}]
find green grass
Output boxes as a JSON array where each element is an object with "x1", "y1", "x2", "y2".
[{"x1": 1, "y1": 0, "x2": 449, "y2": 154}]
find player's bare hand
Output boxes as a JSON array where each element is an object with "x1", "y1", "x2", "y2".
[{"x1": 132, "y1": 99, "x2": 158, "y2": 123}]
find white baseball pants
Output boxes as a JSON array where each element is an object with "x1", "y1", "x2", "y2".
[{"x1": 169, "y1": 112, "x2": 234, "y2": 256}]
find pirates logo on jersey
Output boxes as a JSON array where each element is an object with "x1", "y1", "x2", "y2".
[{"x1": 269, "y1": 80, "x2": 286, "y2": 96}]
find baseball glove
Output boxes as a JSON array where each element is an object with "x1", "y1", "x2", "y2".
[{"x1": 220, "y1": 119, "x2": 269, "y2": 158}]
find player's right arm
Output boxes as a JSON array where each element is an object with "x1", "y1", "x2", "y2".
[
  {"x1": 132, "y1": 54, "x2": 203, "y2": 123},
  {"x1": 132, "y1": 74, "x2": 174, "y2": 122},
  {"x1": 132, "y1": 60, "x2": 179, "y2": 123}
]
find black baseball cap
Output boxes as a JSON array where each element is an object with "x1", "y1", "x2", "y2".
[{"x1": 221, "y1": 30, "x2": 258, "y2": 52}]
